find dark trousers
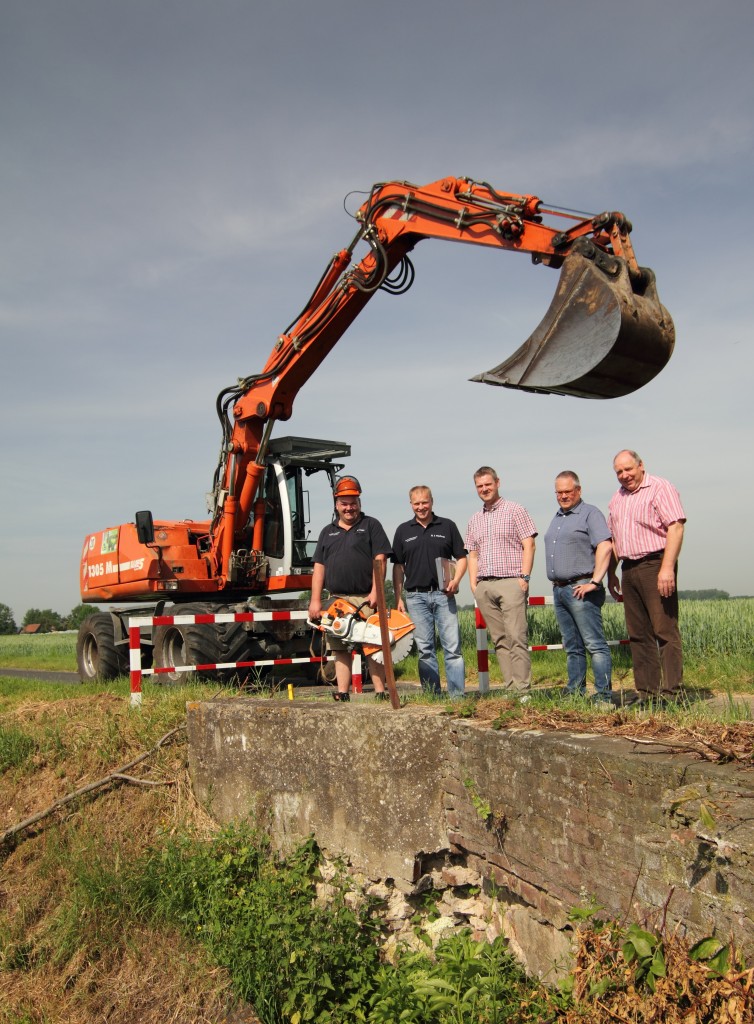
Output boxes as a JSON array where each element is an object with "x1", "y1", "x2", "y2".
[{"x1": 622, "y1": 560, "x2": 683, "y2": 694}]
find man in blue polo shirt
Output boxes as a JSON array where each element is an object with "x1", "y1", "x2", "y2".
[
  {"x1": 392, "y1": 485, "x2": 467, "y2": 699},
  {"x1": 544, "y1": 471, "x2": 613, "y2": 702}
]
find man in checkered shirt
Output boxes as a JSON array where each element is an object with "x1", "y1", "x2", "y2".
[{"x1": 465, "y1": 466, "x2": 537, "y2": 692}]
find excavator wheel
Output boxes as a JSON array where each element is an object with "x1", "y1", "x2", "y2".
[
  {"x1": 214, "y1": 604, "x2": 270, "y2": 684},
  {"x1": 152, "y1": 603, "x2": 267, "y2": 685},
  {"x1": 76, "y1": 613, "x2": 128, "y2": 682},
  {"x1": 152, "y1": 603, "x2": 222, "y2": 684}
]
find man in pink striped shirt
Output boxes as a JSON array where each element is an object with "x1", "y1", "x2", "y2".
[{"x1": 607, "y1": 450, "x2": 686, "y2": 703}]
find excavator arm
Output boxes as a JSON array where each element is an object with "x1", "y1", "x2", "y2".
[{"x1": 209, "y1": 175, "x2": 674, "y2": 585}]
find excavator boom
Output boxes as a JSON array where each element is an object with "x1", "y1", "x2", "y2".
[{"x1": 212, "y1": 178, "x2": 674, "y2": 578}]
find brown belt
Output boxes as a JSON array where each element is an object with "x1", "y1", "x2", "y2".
[{"x1": 622, "y1": 551, "x2": 663, "y2": 569}]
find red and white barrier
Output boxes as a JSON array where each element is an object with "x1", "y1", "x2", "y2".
[
  {"x1": 474, "y1": 598, "x2": 630, "y2": 694},
  {"x1": 475, "y1": 604, "x2": 490, "y2": 694},
  {"x1": 128, "y1": 609, "x2": 323, "y2": 707},
  {"x1": 127, "y1": 608, "x2": 369, "y2": 706}
]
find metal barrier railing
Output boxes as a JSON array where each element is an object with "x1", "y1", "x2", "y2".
[
  {"x1": 475, "y1": 597, "x2": 630, "y2": 694},
  {"x1": 127, "y1": 600, "x2": 630, "y2": 705}
]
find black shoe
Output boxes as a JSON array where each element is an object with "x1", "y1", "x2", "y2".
[
  {"x1": 332, "y1": 691, "x2": 350, "y2": 702},
  {"x1": 635, "y1": 692, "x2": 665, "y2": 708},
  {"x1": 614, "y1": 689, "x2": 640, "y2": 706},
  {"x1": 589, "y1": 692, "x2": 615, "y2": 708},
  {"x1": 374, "y1": 691, "x2": 389, "y2": 701}
]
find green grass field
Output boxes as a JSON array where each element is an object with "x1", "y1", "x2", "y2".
[
  {"x1": 1, "y1": 598, "x2": 752, "y2": 691},
  {"x1": 415, "y1": 598, "x2": 754, "y2": 692},
  {"x1": 0, "y1": 631, "x2": 79, "y2": 671}
]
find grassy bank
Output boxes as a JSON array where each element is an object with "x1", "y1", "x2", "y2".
[
  {"x1": 0, "y1": 680, "x2": 548, "y2": 1022},
  {"x1": 2, "y1": 681, "x2": 751, "y2": 1023}
]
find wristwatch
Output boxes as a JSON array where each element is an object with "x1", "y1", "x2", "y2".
[{"x1": 520, "y1": 574, "x2": 530, "y2": 582}]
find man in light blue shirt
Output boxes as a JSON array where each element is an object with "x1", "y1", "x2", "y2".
[{"x1": 543, "y1": 471, "x2": 613, "y2": 701}]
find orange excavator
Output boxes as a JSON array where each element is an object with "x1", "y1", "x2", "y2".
[{"x1": 76, "y1": 175, "x2": 674, "y2": 682}]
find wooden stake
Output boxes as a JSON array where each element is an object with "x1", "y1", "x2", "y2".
[{"x1": 373, "y1": 557, "x2": 401, "y2": 709}]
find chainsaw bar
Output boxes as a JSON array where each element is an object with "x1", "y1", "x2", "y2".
[{"x1": 368, "y1": 629, "x2": 415, "y2": 664}]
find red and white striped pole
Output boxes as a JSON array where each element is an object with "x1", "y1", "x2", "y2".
[
  {"x1": 475, "y1": 597, "x2": 628, "y2": 692},
  {"x1": 129, "y1": 623, "x2": 143, "y2": 708},
  {"x1": 475, "y1": 603, "x2": 490, "y2": 694},
  {"x1": 351, "y1": 651, "x2": 363, "y2": 693}
]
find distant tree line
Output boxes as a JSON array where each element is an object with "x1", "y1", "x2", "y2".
[{"x1": 0, "y1": 603, "x2": 95, "y2": 635}]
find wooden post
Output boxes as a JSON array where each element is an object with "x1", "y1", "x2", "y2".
[{"x1": 372, "y1": 558, "x2": 401, "y2": 709}]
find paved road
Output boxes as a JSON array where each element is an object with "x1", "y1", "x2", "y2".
[{"x1": 0, "y1": 668, "x2": 81, "y2": 684}]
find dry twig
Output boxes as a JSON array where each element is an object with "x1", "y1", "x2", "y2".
[{"x1": 1, "y1": 725, "x2": 185, "y2": 845}]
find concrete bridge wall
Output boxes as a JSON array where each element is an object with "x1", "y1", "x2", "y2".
[{"x1": 186, "y1": 699, "x2": 754, "y2": 976}]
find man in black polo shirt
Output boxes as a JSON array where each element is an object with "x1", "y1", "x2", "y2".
[
  {"x1": 392, "y1": 485, "x2": 467, "y2": 698},
  {"x1": 308, "y1": 476, "x2": 392, "y2": 701}
]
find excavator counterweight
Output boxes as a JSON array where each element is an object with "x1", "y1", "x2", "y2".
[{"x1": 471, "y1": 246, "x2": 674, "y2": 399}]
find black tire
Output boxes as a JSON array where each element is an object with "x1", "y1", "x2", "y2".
[
  {"x1": 216, "y1": 609, "x2": 267, "y2": 682},
  {"x1": 152, "y1": 603, "x2": 222, "y2": 684},
  {"x1": 152, "y1": 602, "x2": 307, "y2": 686},
  {"x1": 77, "y1": 613, "x2": 122, "y2": 682}
]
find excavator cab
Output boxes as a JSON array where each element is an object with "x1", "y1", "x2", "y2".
[{"x1": 471, "y1": 243, "x2": 675, "y2": 399}]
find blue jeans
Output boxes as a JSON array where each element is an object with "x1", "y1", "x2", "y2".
[
  {"x1": 405, "y1": 591, "x2": 466, "y2": 698},
  {"x1": 553, "y1": 582, "x2": 612, "y2": 695}
]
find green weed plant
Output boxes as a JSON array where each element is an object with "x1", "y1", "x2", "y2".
[{"x1": 128, "y1": 823, "x2": 538, "y2": 1023}]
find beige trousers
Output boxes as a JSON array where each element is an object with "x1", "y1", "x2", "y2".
[{"x1": 475, "y1": 578, "x2": 531, "y2": 690}]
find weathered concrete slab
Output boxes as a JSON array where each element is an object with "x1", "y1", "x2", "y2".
[{"x1": 187, "y1": 699, "x2": 451, "y2": 884}]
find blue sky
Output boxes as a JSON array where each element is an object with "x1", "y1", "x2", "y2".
[{"x1": 2, "y1": 0, "x2": 753, "y2": 623}]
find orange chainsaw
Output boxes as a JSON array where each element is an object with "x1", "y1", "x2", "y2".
[{"x1": 309, "y1": 598, "x2": 415, "y2": 663}]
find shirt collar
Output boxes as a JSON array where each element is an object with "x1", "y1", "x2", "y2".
[
  {"x1": 620, "y1": 472, "x2": 652, "y2": 496},
  {"x1": 556, "y1": 499, "x2": 584, "y2": 517},
  {"x1": 482, "y1": 497, "x2": 504, "y2": 513}
]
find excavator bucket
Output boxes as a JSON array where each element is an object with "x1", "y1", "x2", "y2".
[{"x1": 471, "y1": 248, "x2": 675, "y2": 399}]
